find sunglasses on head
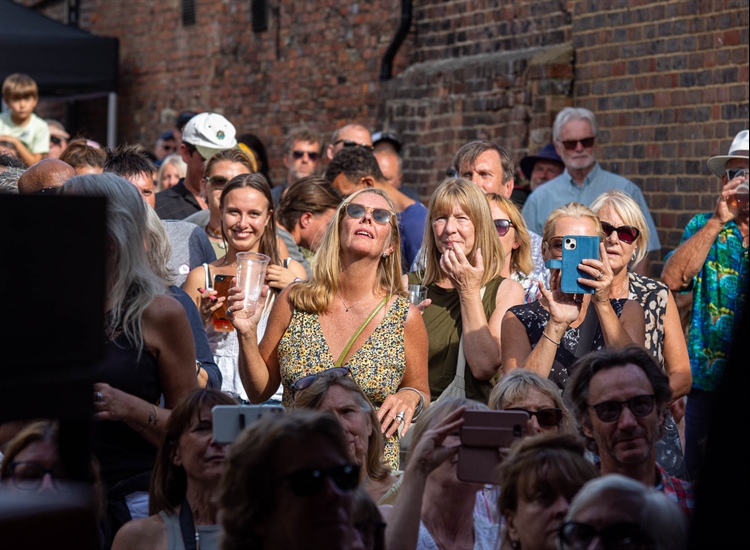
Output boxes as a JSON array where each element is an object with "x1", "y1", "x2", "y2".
[
  {"x1": 345, "y1": 203, "x2": 393, "y2": 225},
  {"x1": 292, "y1": 150, "x2": 320, "y2": 161},
  {"x1": 505, "y1": 407, "x2": 563, "y2": 428},
  {"x1": 560, "y1": 136, "x2": 596, "y2": 151},
  {"x1": 558, "y1": 521, "x2": 647, "y2": 550},
  {"x1": 590, "y1": 394, "x2": 656, "y2": 423},
  {"x1": 291, "y1": 367, "x2": 350, "y2": 398},
  {"x1": 726, "y1": 168, "x2": 748, "y2": 180},
  {"x1": 600, "y1": 221, "x2": 640, "y2": 244},
  {"x1": 205, "y1": 175, "x2": 230, "y2": 189},
  {"x1": 334, "y1": 139, "x2": 375, "y2": 152},
  {"x1": 277, "y1": 463, "x2": 360, "y2": 497},
  {"x1": 493, "y1": 219, "x2": 514, "y2": 237}
]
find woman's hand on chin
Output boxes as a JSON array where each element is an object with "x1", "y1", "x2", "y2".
[
  {"x1": 440, "y1": 247, "x2": 484, "y2": 295},
  {"x1": 226, "y1": 280, "x2": 267, "y2": 336}
]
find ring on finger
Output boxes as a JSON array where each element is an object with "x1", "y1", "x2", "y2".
[
  {"x1": 95, "y1": 391, "x2": 104, "y2": 403},
  {"x1": 395, "y1": 412, "x2": 405, "y2": 422},
  {"x1": 596, "y1": 270, "x2": 604, "y2": 280}
]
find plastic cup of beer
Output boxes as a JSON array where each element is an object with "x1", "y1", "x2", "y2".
[
  {"x1": 236, "y1": 252, "x2": 271, "y2": 314},
  {"x1": 408, "y1": 284, "x2": 428, "y2": 306}
]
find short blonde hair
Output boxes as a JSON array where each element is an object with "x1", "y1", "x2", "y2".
[
  {"x1": 156, "y1": 153, "x2": 187, "y2": 191},
  {"x1": 289, "y1": 187, "x2": 405, "y2": 314},
  {"x1": 2, "y1": 73, "x2": 38, "y2": 102},
  {"x1": 542, "y1": 202, "x2": 605, "y2": 254},
  {"x1": 421, "y1": 178, "x2": 505, "y2": 286},
  {"x1": 488, "y1": 369, "x2": 576, "y2": 434},
  {"x1": 485, "y1": 193, "x2": 533, "y2": 276},
  {"x1": 589, "y1": 190, "x2": 650, "y2": 266}
]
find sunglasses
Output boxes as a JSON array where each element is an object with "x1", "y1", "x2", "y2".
[
  {"x1": 560, "y1": 136, "x2": 596, "y2": 151},
  {"x1": 291, "y1": 367, "x2": 350, "y2": 398},
  {"x1": 205, "y1": 175, "x2": 230, "y2": 189},
  {"x1": 334, "y1": 139, "x2": 375, "y2": 152},
  {"x1": 277, "y1": 463, "x2": 360, "y2": 497},
  {"x1": 345, "y1": 203, "x2": 393, "y2": 225},
  {"x1": 292, "y1": 150, "x2": 320, "y2": 161},
  {"x1": 589, "y1": 394, "x2": 656, "y2": 423},
  {"x1": 493, "y1": 219, "x2": 514, "y2": 237},
  {"x1": 505, "y1": 407, "x2": 563, "y2": 428},
  {"x1": 50, "y1": 136, "x2": 63, "y2": 146},
  {"x1": 8, "y1": 461, "x2": 66, "y2": 491},
  {"x1": 558, "y1": 521, "x2": 647, "y2": 550},
  {"x1": 600, "y1": 221, "x2": 640, "y2": 244},
  {"x1": 726, "y1": 168, "x2": 748, "y2": 180}
]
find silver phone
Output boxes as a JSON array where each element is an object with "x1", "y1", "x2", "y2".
[{"x1": 212, "y1": 404, "x2": 285, "y2": 443}]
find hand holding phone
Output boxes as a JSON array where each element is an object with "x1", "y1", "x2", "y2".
[
  {"x1": 544, "y1": 236, "x2": 599, "y2": 294},
  {"x1": 212, "y1": 274, "x2": 234, "y2": 332}
]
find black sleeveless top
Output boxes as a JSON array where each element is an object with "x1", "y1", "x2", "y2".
[
  {"x1": 93, "y1": 333, "x2": 161, "y2": 488},
  {"x1": 507, "y1": 299, "x2": 626, "y2": 390}
]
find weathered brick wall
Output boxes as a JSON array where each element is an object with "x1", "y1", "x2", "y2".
[{"x1": 570, "y1": 0, "x2": 749, "y2": 265}]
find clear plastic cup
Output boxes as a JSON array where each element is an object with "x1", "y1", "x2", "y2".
[
  {"x1": 236, "y1": 252, "x2": 271, "y2": 314},
  {"x1": 408, "y1": 284, "x2": 428, "y2": 305}
]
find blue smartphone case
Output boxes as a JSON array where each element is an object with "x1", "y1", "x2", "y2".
[{"x1": 544, "y1": 235, "x2": 599, "y2": 294}]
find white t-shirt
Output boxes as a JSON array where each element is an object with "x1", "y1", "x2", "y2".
[
  {"x1": 0, "y1": 111, "x2": 50, "y2": 154},
  {"x1": 417, "y1": 514, "x2": 500, "y2": 550}
]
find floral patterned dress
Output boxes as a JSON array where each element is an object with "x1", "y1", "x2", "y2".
[{"x1": 277, "y1": 296, "x2": 410, "y2": 469}]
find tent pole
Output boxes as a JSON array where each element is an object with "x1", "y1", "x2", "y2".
[{"x1": 107, "y1": 92, "x2": 117, "y2": 148}]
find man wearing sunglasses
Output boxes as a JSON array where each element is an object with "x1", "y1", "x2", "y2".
[
  {"x1": 662, "y1": 129, "x2": 748, "y2": 480},
  {"x1": 271, "y1": 126, "x2": 323, "y2": 207},
  {"x1": 521, "y1": 107, "x2": 660, "y2": 276},
  {"x1": 326, "y1": 123, "x2": 373, "y2": 160},
  {"x1": 568, "y1": 346, "x2": 693, "y2": 516}
]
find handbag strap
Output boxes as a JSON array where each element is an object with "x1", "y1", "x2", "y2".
[
  {"x1": 179, "y1": 498, "x2": 198, "y2": 550},
  {"x1": 455, "y1": 286, "x2": 486, "y2": 378},
  {"x1": 574, "y1": 300, "x2": 600, "y2": 358},
  {"x1": 203, "y1": 263, "x2": 212, "y2": 290},
  {"x1": 335, "y1": 295, "x2": 390, "y2": 367}
]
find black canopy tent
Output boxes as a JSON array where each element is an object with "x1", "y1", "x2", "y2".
[{"x1": 0, "y1": 0, "x2": 119, "y2": 146}]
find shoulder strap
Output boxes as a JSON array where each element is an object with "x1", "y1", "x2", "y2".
[
  {"x1": 574, "y1": 302, "x2": 600, "y2": 358},
  {"x1": 335, "y1": 295, "x2": 390, "y2": 366},
  {"x1": 456, "y1": 286, "x2": 486, "y2": 377},
  {"x1": 179, "y1": 498, "x2": 198, "y2": 550}
]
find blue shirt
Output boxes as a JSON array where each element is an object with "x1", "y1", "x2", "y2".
[
  {"x1": 521, "y1": 163, "x2": 661, "y2": 252},
  {"x1": 675, "y1": 213, "x2": 748, "y2": 392},
  {"x1": 398, "y1": 201, "x2": 428, "y2": 273}
]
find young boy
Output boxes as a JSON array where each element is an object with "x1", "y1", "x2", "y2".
[{"x1": 0, "y1": 73, "x2": 50, "y2": 166}]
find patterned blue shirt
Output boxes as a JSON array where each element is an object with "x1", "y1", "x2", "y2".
[
  {"x1": 677, "y1": 213, "x2": 748, "y2": 391},
  {"x1": 521, "y1": 163, "x2": 661, "y2": 252}
]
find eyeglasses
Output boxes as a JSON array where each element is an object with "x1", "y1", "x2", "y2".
[
  {"x1": 291, "y1": 367, "x2": 350, "y2": 398},
  {"x1": 726, "y1": 168, "x2": 748, "y2": 180},
  {"x1": 50, "y1": 136, "x2": 63, "y2": 146},
  {"x1": 205, "y1": 175, "x2": 230, "y2": 189},
  {"x1": 7, "y1": 461, "x2": 66, "y2": 491},
  {"x1": 558, "y1": 521, "x2": 647, "y2": 550},
  {"x1": 559, "y1": 137, "x2": 596, "y2": 151},
  {"x1": 547, "y1": 237, "x2": 564, "y2": 252},
  {"x1": 277, "y1": 463, "x2": 360, "y2": 497},
  {"x1": 589, "y1": 394, "x2": 656, "y2": 423},
  {"x1": 504, "y1": 407, "x2": 563, "y2": 428},
  {"x1": 345, "y1": 203, "x2": 394, "y2": 225},
  {"x1": 600, "y1": 221, "x2": 640, "y2": 244},
  {"x1": 333, "y1": 139, "x2": 375, "y2": 152},
  {"x1": 292, "y1": 150, "x2": 320, "y2": 161},
  {"x1": 493, "y1": 219, "x2": 514, "y2": 237}
]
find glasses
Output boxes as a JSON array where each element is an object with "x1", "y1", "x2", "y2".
[
  {"x1": 333, "y1": 139, "x2": 375, "y2": 152},
  {"x1": 277, "y1": 463, "x2": 360, "y2": 497},
  {"x1": 7, "y1": 461, "x2": 66, "y2": 491},
  {"x1": 292, "y1": 150, "x2": 320, "y2": 161},
  {"x1": 205, "y1": 175, "x2": 230, "y2": 189},
  {"x1": 504, "y1": 407, "x2": 563, "y2": 428},
  {"x1": 547, "y1": 237, "x2": 564, "y2": 252},
  {"x1": 559, "y1": 521, "x2": 647, "y2": 550},
  {"x1": 345, "y1": 203, "x2": 394, "y2": 225},
  {"x1": 590, "y1": 395, "x2": 656, "y2": 423},
  {"x1": 600, "y1": 221, "x2": 640, "y2": 244},
  {"x1": 726, "y1": 168, "x2": 748, "y2": 180},
  {"x1": 493, "y1": 219, "x2": 514, "y2": 237},
  {"x1": 559, "y1": 137, "x2": 596, "y2": 151},
  {"x1": 291, "y1": 367, "x2": 350, "y2": 398},
  {"x1": 50, "y1": 136, "x2": 63, "y2": 146}
]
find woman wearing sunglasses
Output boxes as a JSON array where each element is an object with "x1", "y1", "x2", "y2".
[
  {"x1": 184, "y1": 173, "x2": 307, "y2": 401},
  {"x1": 501, "y1": 202, "x2": 645, "y2": 390},
  {"x1": 228, "y1": 188, "x2": 429, "y2": 469},
  {"x1": 590, "y1": 189, "x2": 691, "y2": 477},
  {"x1": 407, "y1": 178, "x2": 524, "y2": 404},
  {"x1": 291, "y1": 369, "x2": 402, "y2": 505},
  {"x1": 485, "y1": 193, "x2": 547, "y2": 303}
]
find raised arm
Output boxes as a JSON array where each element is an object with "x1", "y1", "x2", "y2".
[{"x1": 662, "y1": 290, "x2": 692, "y2": 400}]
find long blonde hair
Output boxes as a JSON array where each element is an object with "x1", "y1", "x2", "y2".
[
  {"x1": 421, "y1": 177, "x2": 505, "y2": 286},
  {"x1": 485, "y1": 193, "x2": 533, "y2": 276},
  {"x1": 289, "y1": 188, "x2": 405, "y2": 313}
]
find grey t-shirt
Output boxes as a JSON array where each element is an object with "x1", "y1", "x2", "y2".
[{"x1": 162, "y1": 220, "x2": 216, "y2": 287}]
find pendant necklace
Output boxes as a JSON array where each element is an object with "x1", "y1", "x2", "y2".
[{"x1": 337, "y1": 292, "x2": 372, "y2": 312}]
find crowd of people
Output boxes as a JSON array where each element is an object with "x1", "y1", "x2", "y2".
[{"x1": 1, "y1": 70, "x2": 747, "y2": 549}]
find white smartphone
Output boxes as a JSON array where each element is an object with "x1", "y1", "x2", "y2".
[{"x1": 212, "y1": 404, "x2": 285, "y2": 443}]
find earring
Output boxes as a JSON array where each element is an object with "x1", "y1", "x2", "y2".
[{"x1": 382, "y1": 253, "x2": 388, "y2": 259}]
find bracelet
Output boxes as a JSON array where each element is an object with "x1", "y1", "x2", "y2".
[
  {"x1": 541, "y1": 330, "x2": 561, "y2": 346},
  {"x1": 397, "y1": 387, "x2": 425, "y2": 421},
  {"x1": 140, "y1": 404, "x2": 158, "y2": 434},
  {"x1": 196, "y1": 360, "x2": 202, "y2": 376}
]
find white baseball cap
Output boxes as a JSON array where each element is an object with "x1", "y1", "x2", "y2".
[
  {"x1": 182, "y1": 112, "x2": 238, "y2": 159},
  {"x1": 708, "y1": 130, "x2": 749, "y2": 178}
]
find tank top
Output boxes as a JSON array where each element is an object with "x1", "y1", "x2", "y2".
[{"x1": 158, "y1": 510, "x2": 222, "y2": 550}]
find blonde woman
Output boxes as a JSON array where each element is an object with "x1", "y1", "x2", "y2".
[{"x1": 156, "y1": 153, "x2": 187, "y2": 191}]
